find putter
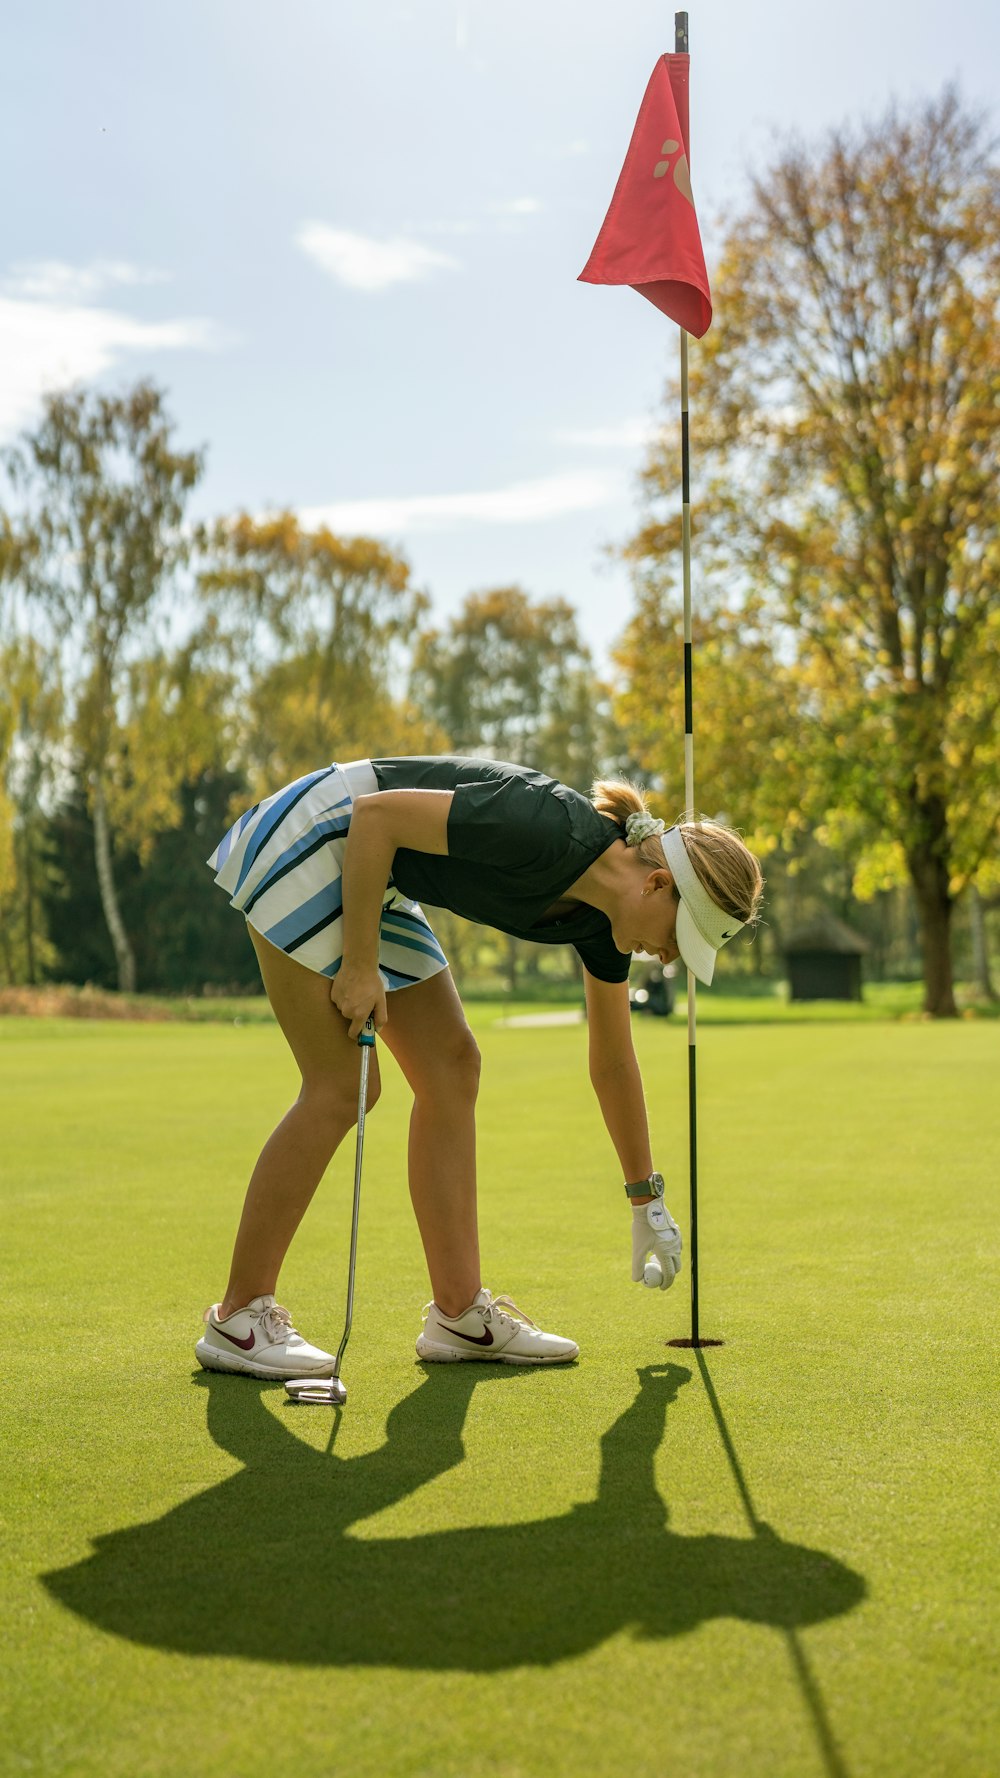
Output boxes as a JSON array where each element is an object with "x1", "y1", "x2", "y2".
[{"x1": 285, "y1": 1015, "x2": 375, "y2": 1406}]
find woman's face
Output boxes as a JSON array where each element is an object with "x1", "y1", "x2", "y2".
[{"x1": 613, "y1": 868, "x2": 681, "y2": 968}]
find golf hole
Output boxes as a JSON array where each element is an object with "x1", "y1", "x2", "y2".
[{"x1": 666, "y1": 1337, "x2": 725, "y2": 1348}]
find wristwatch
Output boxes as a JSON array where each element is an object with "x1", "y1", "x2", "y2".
[{"x1": 624, "y1": 1171, "x2": 665, "y2": 1200}]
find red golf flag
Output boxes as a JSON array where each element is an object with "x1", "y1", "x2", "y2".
[{"x1": 579, "y1": 54, "x2": 712, "y2": 336}]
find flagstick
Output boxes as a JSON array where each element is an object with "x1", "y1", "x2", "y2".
[
  {"x1": 680, "y1": 320, "x2": 700, "y2": 1345},
  {"x1": 673, "y1": 8, "x2": 715, "y2": 1349},
  {"x1": 576, "y1": 12, "x2": 716, "y2": 1346}
]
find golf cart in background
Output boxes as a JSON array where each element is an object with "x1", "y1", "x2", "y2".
[{"x1": 628, "y1": 953, "x2": 677, "y2": 1017}]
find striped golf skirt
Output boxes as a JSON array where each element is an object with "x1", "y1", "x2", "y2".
[{"x1": 205, "y1": 758, "x2": 450, "y2": 991}]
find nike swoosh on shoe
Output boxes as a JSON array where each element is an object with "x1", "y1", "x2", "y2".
[
  {"x1": 214, "y1": 1325, "x2": 256, "y2": 1351},
  {"x1": 449, "y1": 1325, "x2": 494, "y2": 1347}
]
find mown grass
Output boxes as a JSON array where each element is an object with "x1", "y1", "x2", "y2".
[{"x1": 2, "y1": 1009, "x2": 997, "y2": 1777}]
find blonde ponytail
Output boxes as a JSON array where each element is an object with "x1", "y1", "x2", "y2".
[
  {"x1": 590, "y1": 777, "x2": 651, "y2": 827},
  {"x1": 591, "y1": 776, "x2": 673, "y2": 876}
]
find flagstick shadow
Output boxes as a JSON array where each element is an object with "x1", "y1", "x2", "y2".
[
  {"x1": 695, "y1": 1349, "x2": 854, "y2": 1778},
  {"x1": 41, "y1": 1361, "x2": 866, "y2": 1674}
]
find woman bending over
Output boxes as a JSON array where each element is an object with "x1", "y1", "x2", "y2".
[{"x1": 196, "y1": 755, "x2": 762, "y2": 1376}]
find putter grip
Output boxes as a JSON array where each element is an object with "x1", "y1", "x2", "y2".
[{"x1": 358, "y1": 1017, "x2": 376, "y2": 1048}]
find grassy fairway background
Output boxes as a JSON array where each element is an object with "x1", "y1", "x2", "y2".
[{"x1": 2, "y1": 1003, "x2": 997, "y2": 1778}]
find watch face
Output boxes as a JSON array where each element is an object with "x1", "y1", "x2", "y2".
[{"x1": 649, "y1": 1172, "x2": 665, "y2": 1198}]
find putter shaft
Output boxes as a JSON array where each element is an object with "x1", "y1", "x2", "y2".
[
  {"x1": 285, "y1": 1017, "x2": 374, "y2": 1406},
  {"x1": 335, "y1": 1030, "x2": 371, "y2": 1375}
]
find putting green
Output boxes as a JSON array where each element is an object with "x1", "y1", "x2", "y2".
[{"x1": 2, "y1": 1008, "x2": 996, "y2": 1778}]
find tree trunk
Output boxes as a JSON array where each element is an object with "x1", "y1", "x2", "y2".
[
  {"x1": 19, "y1": 818, "x2": 37, "y2": 985},
  {"x1": 905, "y1": 792, "x2": 957, "y2": 1018},
  {"x1": 0, "y1": 914, "x2": 13, "y2": 985},
  {"x1": 969, "y1": 886, "x2": 996, "y2": 1001},
  {"x1": 92, "y1": 776, "x2": 137, "y2": 994},
  {"x1": 504, "y1": 934, "x2": 519, "y2": 995}
]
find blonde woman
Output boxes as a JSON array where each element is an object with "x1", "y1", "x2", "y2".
[{"x1": 196, "y1": 756, "x2": 763, "y2": 1377}]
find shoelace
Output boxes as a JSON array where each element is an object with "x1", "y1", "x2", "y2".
[
  {"x1": 482, "y1": 1293, "x2": 537, "y2": 1332},
  {"x1": 419, "y1": 1290, "x2": 539, "y2": 1332},
  {"x1": 260, "y1": 1302, "x2": 296, "y2": 1343}
]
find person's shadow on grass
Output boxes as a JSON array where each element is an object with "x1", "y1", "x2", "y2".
[{"x1": 42, "y1": 1363, "x2": 864, "y2": 1667}]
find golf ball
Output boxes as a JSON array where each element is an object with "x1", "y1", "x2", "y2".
[{"x1": 643, "y1": 1257, "x2": 663, "y2": 1289}]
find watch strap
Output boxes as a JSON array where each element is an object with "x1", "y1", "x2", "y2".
[{"x1": 625, "y1": 1171, "x2": 665, "y2": 1199}]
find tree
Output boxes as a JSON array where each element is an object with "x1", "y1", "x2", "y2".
[
  {"x1": 0, "y1": 636, "x2": 64, "y2": 984},
  {"x1": 967, "y1": 885, "x2": 997, "y2": 1000},
  {"x1": 41, "y1": 764, "x2": 264, "y2": 995},
  {"x1": 412, "y1": 586, "x2": 616, "y2": 787},
  {"x1": 612, "y1": 584, "x2": 815, "y2": 977},
  {"x1": 412, "y1": 587, "x2": 619, "y2": 990},
  {"x1": 196, "y1": 513, "x2": 441, "y2": 796},
  {"x1": 0, "y1": 383, "x2": 204, "y2": 992},
  {"x1": 613, "y1": 581, "x2": 806, "y2": 844},
  {"x1": 100, "y1": 638, "x2": 243, "y2": 856},
  {"x1": 629, "y1": 89, "x2": 1000, "y2": 1015}
]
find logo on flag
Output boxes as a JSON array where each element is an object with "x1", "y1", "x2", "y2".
[
  {"x1": 579, "y1": 54, "x2": 712, "y2": 336},
  {"x1": 654, "y1": 140, "x2": 693, "y2": 206}
]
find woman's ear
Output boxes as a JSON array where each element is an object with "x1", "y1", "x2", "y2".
[{"x1": 641, "y1": 868, "x2": 675, "y2": 898}]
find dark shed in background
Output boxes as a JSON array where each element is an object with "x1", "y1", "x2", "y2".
[{"x1": 784, "y1": 913, "x2": 869, "y2": 1002}]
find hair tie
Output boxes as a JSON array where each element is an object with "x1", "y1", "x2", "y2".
[{"x1": 624, "y1": 811, "x2": 666, "y2": 847}]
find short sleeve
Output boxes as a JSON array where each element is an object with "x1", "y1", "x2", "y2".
[
  {"x1": 574, "y1": 933, "x2": 632, "y2": 984},
  {"x1": 446, "y1": 775, "x2": 569, "y2": 871}
]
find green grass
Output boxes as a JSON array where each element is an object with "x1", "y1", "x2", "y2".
[
  {"x1": 2, "y1": 1011, "x2": 997, "y2": 1777},
  {"x1": 10, "y1": 973, "x2": 995, "y2": 1027}
]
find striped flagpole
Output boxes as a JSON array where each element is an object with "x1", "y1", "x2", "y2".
[{"x1": 676, "y1": 9, "x2": 702, "y2": 1347}]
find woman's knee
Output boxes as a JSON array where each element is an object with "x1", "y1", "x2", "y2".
[
  {"x1": 299, "y1": 1065, "x2": 381, "y2": 1126},
  {"x1": 420, "y1": 1028, "x2": 482, "y2": 1103}
]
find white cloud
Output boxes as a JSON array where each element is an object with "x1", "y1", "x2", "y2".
[
  {"x1": 298, "y1": 470, "x2": 626, "y2": 536},
  {"x1": 0, "y1": 268, "x2": 227, "y2": 442},
  {"x1": 296, "y1": 223, "x2": 460, "y2": 292},
  {"x1": 554, "y1": 417, "x2": 660, "y2": 449},
  {"x1": 2, "y1": 259, "x2": 170, "y2": 303}
]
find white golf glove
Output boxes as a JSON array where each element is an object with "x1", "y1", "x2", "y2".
[{"x1": 631, "y1": 1193, "x2": 682, "y2": 1290}]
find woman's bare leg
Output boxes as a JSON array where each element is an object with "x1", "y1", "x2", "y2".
[
  {"x1": 218, "y1": 925, "x2": 380, "y2": 1318},
  {"x1": 377, "y1": 970, "x2": 482, "y2": 1318}
]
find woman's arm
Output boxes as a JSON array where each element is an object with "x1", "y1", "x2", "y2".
[
  {"x1": 333, "y1": 788, "x2": 453, "y2": 1036},
  {"x1": 583, "y1": 970, "x2": 657, "y2": 1202}
]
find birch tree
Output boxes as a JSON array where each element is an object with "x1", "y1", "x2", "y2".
[{"x1": 0, "y1": 383, "x2": 203, "y2": 991}]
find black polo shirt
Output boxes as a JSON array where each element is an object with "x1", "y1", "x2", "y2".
[{"x1": 369, "y1": 756, "x2": 631, "y2": 983}]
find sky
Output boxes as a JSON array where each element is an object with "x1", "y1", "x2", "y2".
[{"x1": 1, "y1": 0, "x2": 997, "y2": 669}]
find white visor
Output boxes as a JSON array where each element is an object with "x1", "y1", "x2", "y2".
[{"x1": 659, "y1": 826, "x2": 746, "y2": 986}]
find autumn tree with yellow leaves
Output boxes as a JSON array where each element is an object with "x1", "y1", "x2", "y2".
[
  {"x1": 0, "y1": 636, "x2": 64, "y2": 984},
  {"x1": 412, "y1": 586, "x2": 618, "y2": 989},
  {"x1": 196, "y1": 512, "x2": 444, "y2": 801},
  {"x1": 412, "y1": 586, "x2": 615, "y2": 788},
  {"x1": 622, "y1": 89, "x2": 1000, "y2": 1016}
]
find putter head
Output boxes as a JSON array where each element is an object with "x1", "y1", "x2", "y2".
[{"x1": 285, "y1": 1375, "x2": 347, "y2": 1406}]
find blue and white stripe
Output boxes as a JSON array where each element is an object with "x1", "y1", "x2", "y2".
[{"x1": 206, "y1": 758, "x2": 449, "y2": 988}]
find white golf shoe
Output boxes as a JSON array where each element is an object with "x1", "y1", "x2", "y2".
[
  {"x1": 195, "y1": 1295, "x2": 337, "y2": 1380},
  {"x1": 416, "y1": 1287, "x2": 579, "y2": 1366}
]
